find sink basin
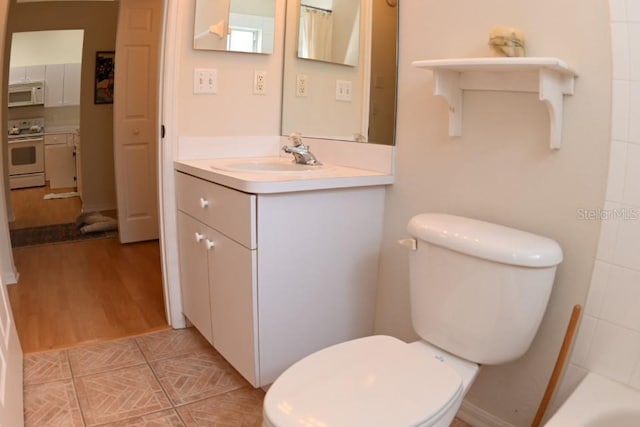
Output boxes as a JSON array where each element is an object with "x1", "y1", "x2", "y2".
[{"x1": 210, "y1": 157, "x2": 328, "y2": 174}]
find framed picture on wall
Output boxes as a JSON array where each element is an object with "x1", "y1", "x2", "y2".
[{"x1": 94, "y1": 51, "x2": 115, "y2": 104}]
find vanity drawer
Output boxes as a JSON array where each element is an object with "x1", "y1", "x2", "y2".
[{"x1": 175, "y1": 171, "x2": 256, "y2": 249}]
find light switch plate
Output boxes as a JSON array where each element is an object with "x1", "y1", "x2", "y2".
[
  {"x1": 336, "y1": 80, "x2": 352, "y2": 102},
  {"x1": 194, "y1": 68, "x2": 217, "y2": 94}
]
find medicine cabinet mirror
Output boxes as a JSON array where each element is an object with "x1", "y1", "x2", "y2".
[
  {"x1": 297, "y1": 1, "x2": 360, "y2": 66},
  {"x1": 193, "y1": 0, "x2": 276, "y2": 54},
  {"x1": 282, "y1": 0, "x2": 398, "y2": 146}
]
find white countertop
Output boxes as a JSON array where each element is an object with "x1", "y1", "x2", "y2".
[
  {"x1": 174, "y1": 157, "x2": 394, "y2": 194},
  {"x1": 45, "y1": 126, "x2": 79, "y2": 135}
]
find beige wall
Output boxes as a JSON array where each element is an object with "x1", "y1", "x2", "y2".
[
  {"x1": 374, "y1": 1, "x2": 611, "y2": 426},
  {"x1": 177, "y1": 0, "x2": 285, "y2": 137},
  {"x1": 4, "y1": 0, "x2": 119, "y2": 212},
  {"x1": 178, "y1": 0, "x2": 284, "y2": 137},
  {"x1": 9, "y1": 29, "x2": 83, "y2": 66}
]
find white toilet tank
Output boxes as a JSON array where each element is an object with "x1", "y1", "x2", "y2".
[{"x1": 407, "y1": 214, "x2": 563, "y2": 365}]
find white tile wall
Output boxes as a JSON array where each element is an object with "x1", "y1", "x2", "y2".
[{"x1": 568, "y1": 0, "x2": 640, "y2": 392}]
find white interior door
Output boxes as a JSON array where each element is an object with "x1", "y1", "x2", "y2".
[
  {"x1": 114, "y1": 0, "x2": 163, "y2": 243},
  {"x1": 0, "y1": 277, "x2": 24, "y2": 427}
]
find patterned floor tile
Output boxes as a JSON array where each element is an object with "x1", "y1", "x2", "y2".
[
  {"x1": 136, "y1": 328, "x2": 210, "y2": 361},
  {"x1": 451, "y1": 417, "x2": 473, "y2": 427},
  {"x1": 23, "y1": 350, "x2": 71, "y2": 385},
  {"x1": 100, "y1": 409, "x2": 185, "y2": 426},
  {"x1": 177, "y1": 387, "x2": 264, "y2": 427},
  {"x1": 24, "y1": 379, "x2": 84, "y2": 427},
  {"x1": 75, "y1": 365, "x2": 172, "y2": 426},
  {"x1": 150, "y1": 349, "x2": 248, "y2": 406},
  {"x1": 68, "y1": 338, "x2": 147, "y2": 376}
]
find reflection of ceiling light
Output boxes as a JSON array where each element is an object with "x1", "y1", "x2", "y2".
[{"x1": 385, "y1": 0, "x2": 397, "y2": 7}]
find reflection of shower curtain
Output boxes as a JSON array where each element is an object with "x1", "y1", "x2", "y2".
[{"x1": 299, "y1": 5, "x2": 333, "y2": 62}]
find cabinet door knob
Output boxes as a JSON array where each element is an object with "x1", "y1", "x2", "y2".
[
  {"x1": 133, "y1": 128, "x2": 140, "y2": 135},
  {"x1": 195, "y1": 232, "x2": 204, "y2": 242},
  {"x1": 199, "y1": 197, "x2": 209, "y2": 208},
  {"x1": 206, "y1": 239, "x2": 215, "y2": 250}
]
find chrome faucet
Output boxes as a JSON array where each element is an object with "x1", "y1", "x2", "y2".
[{"x1": 282, "y1": 132, "x2": 322, "y2": 165}]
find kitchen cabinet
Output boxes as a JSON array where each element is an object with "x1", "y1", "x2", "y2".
[
  {"x1": 175, "y1": 170, "x2": 384, "y2": 387},
  {"x1": 44, "y1": 133, "x2": 77, "y2": 189},
  {"x1": 9, "y1": 65, "x2": 45, "y2": 84},
  {"x1": 44, "y1": 63, "x2": 81, "y2": 107},
  {"x1": 73, "y1": 134, "x2": 83, "y2": 201}
]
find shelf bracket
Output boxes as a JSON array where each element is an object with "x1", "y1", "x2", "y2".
[
  {"x1": 414, "y1": 58, "x2": 577, "y2": 149},
  {"x1": 433, "y1": 69, "x2": 463, "y2": 137},
  {"x1": 539, "y1": 68, "x2": 574, "y2": 149}
]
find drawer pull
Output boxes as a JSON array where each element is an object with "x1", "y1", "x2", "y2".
[
  {"x1": 206, "y1": 239, "x2": 215, "y2": 250},
  {"x1": 199, "y1": 197, "x2": 210, "y2": 208},
  {"x1": 195, "y1": 232, "x2": 204, "y2": 242}
]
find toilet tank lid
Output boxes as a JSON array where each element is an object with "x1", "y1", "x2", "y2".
[{"x1": 407, "y1": 213, "x2": 563, "y2": 268}]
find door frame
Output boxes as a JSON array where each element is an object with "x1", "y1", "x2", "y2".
[
  {"x1": 0, "y1": 0, "x2": 187, "y2": 329},
  {"x1": 157, "y1": 0, "x2": 184, "y2": 328}
]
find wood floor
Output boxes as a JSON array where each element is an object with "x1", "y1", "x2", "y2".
[
  {"x1": 6, "y1": 185, "x2": 168, "y2": 353},
  {"x1": 9, "y1": 185, "x2": 82, "y2": 230}
]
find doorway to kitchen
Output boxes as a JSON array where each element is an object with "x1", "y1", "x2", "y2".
[
  {"x1": 3, "y1": 0, "x2": 168, "y2": 352},
  {"x1": 7, "y1": 29, "x2": 87, "y2": 246}
]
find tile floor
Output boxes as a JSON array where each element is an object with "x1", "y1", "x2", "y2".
[
  {"x1": 23, "y1": 328, "x2": 263, "y2": 426},
  {"x1": 24, "y1": 327, "x2": 472, "y2": 426}
]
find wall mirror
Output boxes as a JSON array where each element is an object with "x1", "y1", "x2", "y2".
[
  {"x1": 282, "y1": 0, "x2": 398, "y2": 146},
  {"x1": 298, "y1": 1, "x2": 360, "y2": 66},
  {"x1": 193, "y1": 0, "x2": 276, "y2": 54}
]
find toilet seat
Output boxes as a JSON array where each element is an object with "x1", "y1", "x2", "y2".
[{"x1": 263, "y1": 335, "x2": 463, "y2": 427}]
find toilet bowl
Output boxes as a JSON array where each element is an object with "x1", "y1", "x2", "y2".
[
  {"x1": 263, "y1": 336, "x2": 478, "y2": 427},
  {"x1": 263, "y1": 214, "x2": 563, "y2": 427}
]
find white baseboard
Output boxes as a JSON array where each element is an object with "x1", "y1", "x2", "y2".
[
  {"x1": 3, "y1": 268, "x2": 18, "y2": 285},
  {"x1": 458, "y1": 400, "x2": 516, "y2": 427},
  {"x1": 82, "y1": 203, "x2": 117, "y2": 214}
]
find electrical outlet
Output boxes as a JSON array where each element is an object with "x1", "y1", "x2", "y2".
[
  {"x1": 193, "y1": 68, "x2": 217, "y2": 94},
  {"x1": 296, "y1": 74, "x2": 308, "y2": 97},
  {"x1": 335, "y1": 80, "x2": 352, "y2": 102},
  {"x1": 254, "y1": 70, "x2": 267, "y2": 95}
]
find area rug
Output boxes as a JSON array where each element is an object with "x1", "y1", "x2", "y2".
[{"x1": 10, "y1": 222, "x2": 118, "y2": 248}]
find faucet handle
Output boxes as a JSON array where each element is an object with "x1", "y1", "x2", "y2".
[{"x1": 289, "y1": 132, "x2": 303, "y2": 146}]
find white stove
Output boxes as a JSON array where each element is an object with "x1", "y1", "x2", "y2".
[{"x1": 7, "y1": 118, "x2": 45, "y2": 189}]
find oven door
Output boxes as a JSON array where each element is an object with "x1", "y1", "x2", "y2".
[{"x1": 8, "y1": 137, "x2": 44, "y2": 176}]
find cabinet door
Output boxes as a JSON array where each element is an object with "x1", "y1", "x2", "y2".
[
  {"x1": 25, "y1": 65, "x2": 45, "y2": 82},
  {"x1": 44, "y1": 64, "x2": 64, "y2": 107},
  {"x1": 45, "y1": 143, "x2": 76, "y2": 189},
  {"x1": 208, "y1": 228, "x2": 258, "y2": 386},
  {"x1": 8, "y1": 66, "x2": 24, "y2": 84},
  {"x1": 177, "y1": 212, "x2": 213, "y2": 344},
  {"x1": 63, "y1": 63, "x2": 81, "y2": 106}
]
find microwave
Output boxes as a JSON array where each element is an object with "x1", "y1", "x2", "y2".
[{"x1": 8, "y1": 82, "x2": 44, "y2": 107}]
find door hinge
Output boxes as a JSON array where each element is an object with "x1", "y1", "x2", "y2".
[{"x1": 161, "y1": 125, "x2": 165, "y2": 138}]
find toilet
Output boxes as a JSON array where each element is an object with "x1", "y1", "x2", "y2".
[{"x1": 263, "y1": 213, "x2": 563, "y2": 427}]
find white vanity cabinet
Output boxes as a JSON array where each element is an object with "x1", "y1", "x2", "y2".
[
  {"x1": 175, "y1": 169, "x2": 385, "y2": 387},
  {"x1": 176, "y1": 171, "x2": 259, "y2": 385}
]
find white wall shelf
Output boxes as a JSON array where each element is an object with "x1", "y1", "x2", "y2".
[{"x1": 412, "y1": 57, "x2": 577, "y2": 149}]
